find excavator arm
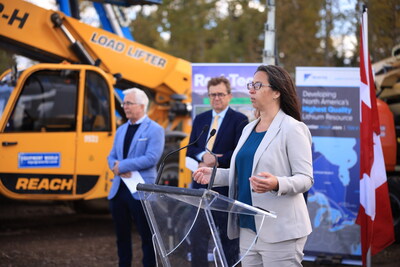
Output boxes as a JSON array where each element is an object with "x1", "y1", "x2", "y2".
[
  {"x1": 0, "y1": 0, "x2": 193, "y2": 198},
  {"x1": 0, "y1": 0, "x2": 192, "y2": 129}
]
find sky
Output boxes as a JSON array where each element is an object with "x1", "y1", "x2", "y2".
[{"x1": 26, "y1": 0, "x2": 57, "y2": 10}]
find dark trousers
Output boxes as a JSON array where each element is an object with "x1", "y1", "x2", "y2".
[
  {"x1": 109, "y1": 182, "x2": 156, "y2": 267},
  {"x1": 190, "y1": 184, "x2": 239, "y2": 267}
]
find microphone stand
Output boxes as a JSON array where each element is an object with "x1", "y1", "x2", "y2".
[
  {"x1": 206, "y1": 146, "x2": 218, "y2": 190},
  {"x1": 155, "y1": 125, "x2": 209, "y2": 185},
  {"x1": 203, "y1": 128, "x2": 218, "y2": 190}
]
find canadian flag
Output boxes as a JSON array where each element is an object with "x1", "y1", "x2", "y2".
[{"x1": 356, "y1": 8, "x2": 395, "y2": 266}]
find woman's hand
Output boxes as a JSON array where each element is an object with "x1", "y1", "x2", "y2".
[
  {"x1": 249, "y1": 172, "x2": 279, "y2": 193},
  {"x1": 193, "y1": 167, "x2": 212, "y2": 185}
]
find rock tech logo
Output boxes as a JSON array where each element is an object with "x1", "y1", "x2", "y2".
[{"x1": 304, "y1": 73, "x2": 312, "y2": 81}]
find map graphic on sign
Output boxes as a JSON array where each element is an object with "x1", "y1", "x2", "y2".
[
  {"x1": 306, "y1": 136, "x2": 361, "y2": 256},
  {"x1": 296, "y1": 67, "x2": 361, "y2": 262}
]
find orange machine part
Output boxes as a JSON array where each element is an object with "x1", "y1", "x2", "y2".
[{"x1": 377, "y1": 99, "x2": 397, "y2": 171}]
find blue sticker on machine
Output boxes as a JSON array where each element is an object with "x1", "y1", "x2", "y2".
[{"x1": 18, "y1": 153, "x2": 61, "y2": 168}]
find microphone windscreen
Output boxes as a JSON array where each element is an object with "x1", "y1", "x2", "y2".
[{"x1": 210, "y1": 129, "x2": 216, "y2": 136}]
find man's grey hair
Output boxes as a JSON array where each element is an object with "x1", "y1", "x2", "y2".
[{"x1": 123, "y1": 88, "x2": 149, "y2": 112}]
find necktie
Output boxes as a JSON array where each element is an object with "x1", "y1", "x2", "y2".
[{"x1": 206, "y1": 115, "x2": 219, "y2": 151}]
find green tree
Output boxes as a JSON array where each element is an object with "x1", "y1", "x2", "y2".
[
  {"x1": 331, "y1": 1, "x2": 359, "y2": 66},
  {"x1": 205, "y1": 0, "x2": 265, "y2": 63},
  {"x1": 130, "y1": 1, "x2": 265, "y2": 63},
  {"x1": 276, "y1": 0, "x2": 325, "y2": 73},
  {"x1": 151, "y1": 0, "x2": 218, "y2": 62},
  {"x1": 367, "y1": 0, "x2": 400, "y2": 62},
  {"x1": 351, "y1": 0, "x2": 400, "y2": 63},
  {"x1": 126, "y1": 0, "x2": 397, "y2": 70},
  {"x1": 130, "y1": 7, "x2": 168, "y2": 51},
  {"x1": 0, "y1": 48, "x2": 16, "y2": 75}
]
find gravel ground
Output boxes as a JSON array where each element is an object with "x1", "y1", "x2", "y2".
[{"x1": 0, "y1": 199, "x2": 398, "y2": 267}]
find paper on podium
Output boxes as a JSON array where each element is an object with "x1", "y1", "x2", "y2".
[
  {"x1": 185, "y1": 156, "x2": 199, "y2": 172},
  {"x1": 121, "y1": 171, "x2": 145, "y2": 194}
]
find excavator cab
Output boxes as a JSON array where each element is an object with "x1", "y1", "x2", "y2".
[
  {"x1": 0, "y1": 63, "x2": 116, "y2": 200},
  {"x1": 0, "y1": 0, "x2": 192, "y2": 204},
  {"x1": 0, "y1": 69, "x2": 13, "y2": 118}
]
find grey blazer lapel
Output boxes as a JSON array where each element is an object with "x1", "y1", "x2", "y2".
[{"x1": 252, "y1": 110, "x2": 285, "y2": 174}]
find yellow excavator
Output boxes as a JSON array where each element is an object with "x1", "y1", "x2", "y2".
[{"x1": 0, "y1": 0, "x2": 192, "y2": 204}]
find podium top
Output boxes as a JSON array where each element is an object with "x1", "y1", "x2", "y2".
[{"x1": 137, "y1": 183, "x2": 276, "y2": 218}]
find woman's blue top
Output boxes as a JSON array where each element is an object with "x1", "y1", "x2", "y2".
[{"x1": 235, "y1": 129, "x2": 266, "y2": 232}]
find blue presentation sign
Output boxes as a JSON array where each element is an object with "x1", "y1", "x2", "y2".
[
  {"x1": 296, "y1": 67, "x2": 361, "y2": 264},
  {"x1": 18, "y1": 153, "x2": 61, "y2": 168},
  {"x1": 191, "y1": 64, "x2": 361, "y2": 263},
  {"x1": 192, "y1": 63, "x2": 259, "y2": 118}
]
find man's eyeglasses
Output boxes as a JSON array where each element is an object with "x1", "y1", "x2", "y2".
[
  {"x1": 208, "y1": 93, "x2": 228, "y2": 99},
  {"x1": 121, "y1": 101, "x2": 139, "y2": 107},
  {"x1": 247, "y1": 82, "x2": 271, "y2": 90}
]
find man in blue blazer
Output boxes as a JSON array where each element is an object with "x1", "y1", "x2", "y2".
[
  {"x1": 108, "y1": 88, "x2": 165, "y2": 267},
  {"x1": 186, "y1": 77, "x2": 248, "y2": 266}
]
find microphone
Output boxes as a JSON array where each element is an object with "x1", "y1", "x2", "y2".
[
  {"x1": 155, "y1": 125, "x2": 209, "y2": 185},
  {"x1": 205, "y1": 129, "x2": 217, "y2": 147},
  {"x1": 205, "y1": 129, "x2": 218, "y2": 190}
]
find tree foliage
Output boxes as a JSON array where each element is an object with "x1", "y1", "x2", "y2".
[
  {"x1": 209, "y1": 1, "x2": 265, "y2": 63},
  {"x1": 143, "y1": 0, "x2": 218, "y2": 62},
  {"x1": 131, "y1": 0, "x2": 265, "y2": 63},
  {"x1": 1, "y1": 0, "x2": 397, "y2": 75},
  {"x1": 130, "y1": 0, "x2": 397, "y2": 73},
  {"x1": 276, "y1": 0, "x2": 325, "y2": 73},
  {"x1": 359, "y1": 0, "x2": 400, "y2": 62},
  {"x1": 0, "y1": 48, "x2": 16, "y2": 75}
]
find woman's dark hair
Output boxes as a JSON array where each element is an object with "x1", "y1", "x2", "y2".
[{"x1": 255, "y1": 65, "x2": 301, "y2": 121}]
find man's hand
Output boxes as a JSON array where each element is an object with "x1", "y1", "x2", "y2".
[
  {"x1": 198, "y1": 162, "x2": 208, "y2": 168},
  {"x1": 202, "y1": 152, "x2": 222, "y2": 167},
  {"x1": 112, "y1": 161, "x2": 120, "y2": 176},
  {"x1": 120, "y1": 172, "x2": 132, "y2": 178}
]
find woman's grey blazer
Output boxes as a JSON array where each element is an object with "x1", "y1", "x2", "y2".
[{"x1": 213, "y1": 109, "x2": 313, "y2": 243}]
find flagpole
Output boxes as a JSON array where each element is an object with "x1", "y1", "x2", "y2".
[
  {"x1": 367, "y1": 248, "x2": 371, "y2": 267},
  {"x1": 362, "y1": 7, "x2": 372, "y2": 267},
  {"x1": 363, "y1": 8, "x2": 372, "y2": 267},
  {"x1": 358, "y1": 5, "x2": 395, "y2": 267}
]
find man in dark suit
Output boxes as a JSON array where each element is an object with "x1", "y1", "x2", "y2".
[
  {"x1": 186, "y1": 77, "x2": 249, "y2": 266},
  {"x1": 108, "y1": 88, "x2": 165, "y2": 267}
]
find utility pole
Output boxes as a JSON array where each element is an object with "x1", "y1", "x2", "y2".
[{"x1": 262, "y1": 0, "x2": 276, "y2": 65}]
